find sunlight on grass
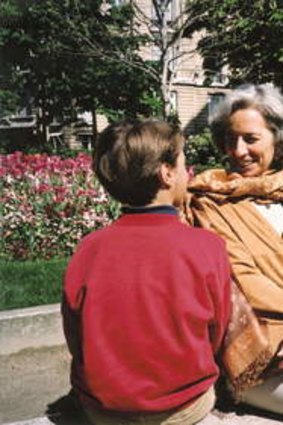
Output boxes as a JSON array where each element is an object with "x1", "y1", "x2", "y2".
[{"x1": 0, "y1": 258, "x2": 69, "y2": 310}]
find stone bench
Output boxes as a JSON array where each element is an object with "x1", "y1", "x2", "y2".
[{"x1": 0, "y1": 305, "x2": 282, "y2": 425}]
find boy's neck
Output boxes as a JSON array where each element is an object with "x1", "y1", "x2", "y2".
[
  {"x1": 150, "y1": 190, "x2": 174, "y2": 207},
  {"x1": 122, "y1": 192, "x2": 177, "y2": 210}
]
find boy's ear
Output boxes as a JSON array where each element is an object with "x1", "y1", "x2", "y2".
[{"x1": 159, "y1": 162, "x2": 175, "y2": 187}]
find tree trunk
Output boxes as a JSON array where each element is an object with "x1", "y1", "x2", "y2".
[
  {"x1": 161, "y1": 67, "x2": 171, "y2": 120},
  {"x1": 91, "y1": 108, "x2": 98, "y2": 149}
]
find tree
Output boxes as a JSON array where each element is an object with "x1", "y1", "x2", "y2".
[
  {"x1": 77, "y1": 1, "x2": 205, "y2": 120},
  {"x1": 0, "y1": 0, "x2": 158, "y2": 144},
  {"x1": 0, "y1": 1, "x2": 26, "y2": 116},
  {"x1": 114, "y1": 1, "x2": 204, "y2": 119},
  {"x1": 1, "y1": 0, "x2": 212, "y2": 132},
  {"x1": 186, "y1": 0, "x2": 283, "y2": 88},
  {"x1": 131, "y1": 0, "x2": 190, "y2": 119}
]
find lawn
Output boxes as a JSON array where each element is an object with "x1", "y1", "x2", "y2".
[{"x1": 0, "y1": 258, "x2": 69, "y2": 310}]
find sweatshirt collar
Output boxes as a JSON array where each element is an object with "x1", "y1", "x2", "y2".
[{"x1": 121, "y1": 205, "x2": 178, "y2": 216}]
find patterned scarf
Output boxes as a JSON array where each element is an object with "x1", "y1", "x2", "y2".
[{"x1": 187, "y1": 169, "x2": 283, "y2": 204}]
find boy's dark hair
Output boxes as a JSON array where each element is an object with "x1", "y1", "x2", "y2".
[{"x1": 93, "y1": 119, "x2": 185, "y2": 206}]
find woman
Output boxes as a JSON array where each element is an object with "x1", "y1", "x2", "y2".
[{"x1": 187, "y1": 83, "x2": 283, "y2": 415}]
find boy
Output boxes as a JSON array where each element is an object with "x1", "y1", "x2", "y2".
[{"x1": 62, "y1": 120, "x2": 231, "y2": 424}]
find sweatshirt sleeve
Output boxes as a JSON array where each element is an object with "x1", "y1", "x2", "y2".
[
  {"x1": 206, "y1": 236, "x2": 231, "y2": 353},
  {"x1": 61, "y1": 237, "x2": 91, "y2": 359},
  {"x1": 192, "y1": 197, "x2": 283, "y2": 314}
]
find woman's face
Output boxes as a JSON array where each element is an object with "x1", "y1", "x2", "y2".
[{"x1": 224, "y1": 108, "x2": 276, "y2": 177}]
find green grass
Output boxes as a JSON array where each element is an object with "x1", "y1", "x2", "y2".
[{"x1": 0, "y1": 258, "x2": 69, "y2": 311}]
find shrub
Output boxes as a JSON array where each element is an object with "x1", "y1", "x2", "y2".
[
  {"x1": 1, "y1": 151, "x2": 120, "y2": 261},
  {"x1": 185, "y1": 128, "x2": 227, "y2": 173}
]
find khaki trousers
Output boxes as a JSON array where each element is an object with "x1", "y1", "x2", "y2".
[{"x1": 84, "y1": 386, "x2": 215, "y2": 425}]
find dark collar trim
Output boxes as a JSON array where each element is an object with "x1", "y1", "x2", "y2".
[{"x1": 121, "y1": 205, "x2": 178, "y2": 216}]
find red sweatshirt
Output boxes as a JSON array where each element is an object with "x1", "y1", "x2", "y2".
[{"x1": 62, "y1": 211, "x2": 231, "y2": 413}]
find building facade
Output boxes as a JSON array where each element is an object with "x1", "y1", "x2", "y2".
[{"x1": 123, "y1": 0, "x2": 230, "y2": 135}]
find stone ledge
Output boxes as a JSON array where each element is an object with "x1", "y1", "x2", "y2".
[
  {"x1": 0, "y1": 303, "x2": 64, "y2": 355},
  {"x1": 1, "y1": 305, "x2": 282, "y2": 425},
  {"x1": 4, "y1": 410, "x2": 283, "y2": 425}
]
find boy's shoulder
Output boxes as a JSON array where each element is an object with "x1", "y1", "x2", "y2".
[
  {"x1": 74, "y1": 221, "x2": 116, "y2": 255},
  {"x1": 177, "y1": 221, "x2": 225, "y2": 247},
  {"x1": 176, "y1": 222, "x2": 228, "y2": 261},
  {"x1": 73, "y1": 217, "x2": 225, "y2": 259},
  {"x1": 174, "y1": 224, "x2": 229, "y2": 271}
]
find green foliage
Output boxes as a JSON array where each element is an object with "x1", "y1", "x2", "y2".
[
  {"x1": 0, "y1": 258, "x2": 68, "y2": 310},
  {"x1": 0, "y1": 129, "x2": 40, "y2": 154},
  {"x1": 185, "y1": 129, "x2": 227, "y2": 173},
  {"x1": 0, "y1": 88, "x2": 21, "y2": 117},
  {"x1": 186, "y1": 0, "x2": 283, "y2": 88},
  {"x1": 139, "y1": 89, "x2": 164, "y2": 119},
  {"x1": 0, "y1": 0, "x2": 159, "y2": 137}
]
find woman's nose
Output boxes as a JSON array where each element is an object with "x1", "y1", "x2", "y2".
[{"x1": 233, "y1": 137, "x2": 248, "y2": 157}]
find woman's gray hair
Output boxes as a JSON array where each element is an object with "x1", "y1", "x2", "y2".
[{"x1": 210, "y1": 84, "x2": 283, "y2": 166}]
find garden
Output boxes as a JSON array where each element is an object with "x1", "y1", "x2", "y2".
[
  {"x1": 0, "y1": 150, "x2": 120, "y2": 310},
  {"x1": 0, "y1": 132, "x2": 224, "y2": 311}
]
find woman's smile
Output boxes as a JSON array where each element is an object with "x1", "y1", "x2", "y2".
[{"x1": 224, "y1": 108, "x2": 276, "y2": 177}]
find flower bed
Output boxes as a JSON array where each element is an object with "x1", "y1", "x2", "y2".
[{"x1": 1, "y1": 152, "x2": 120, "y2": 260}]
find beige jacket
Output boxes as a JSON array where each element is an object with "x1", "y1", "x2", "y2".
[{"x1": 190, "y1": 191, "x2": 283, "y2": 354}]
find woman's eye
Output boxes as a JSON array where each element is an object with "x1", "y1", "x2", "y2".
[
  {"x1": 224, "y1": 136, "x2": 237, "y2": 150},
  {"x1": 244, "y1": 135, "x2": 258, "y2": 144}
]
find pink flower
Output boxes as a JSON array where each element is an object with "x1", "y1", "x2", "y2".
[
  {"x1": 37, "y1": 183, "x2": 52, "y2": 194},
  {"x1": 2, "y1": 151, "x2": 118, "y2": 260}
]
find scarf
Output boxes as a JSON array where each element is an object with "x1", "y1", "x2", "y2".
[
  {"x1": 187, "y1": 169, "x2": 283, "y2": 204},
  {"x1": 186, "y1": 169, "x2": 283, "y2": 398}
]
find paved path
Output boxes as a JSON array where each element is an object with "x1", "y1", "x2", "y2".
[
  {"x1": 3, "y1": 410, "x2": 283, "y2": 425},
  {"x1": 0, "y1": 345, "x2": 70, "y2": 424},
  {"x1": 1, "y1": 344, "x2": 282, "y2": 425}
]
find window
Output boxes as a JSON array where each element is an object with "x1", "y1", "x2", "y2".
[
  {"x1": 151, "y1": 44, "x2": 162, "y2": 62},
  {"x1": 168, "y1": 45, "x2": 179, "y2": 72},
  {"x1": 152, "y1": 0, "x2": 178, "y2": 23},
  {"x1": 151, "y1": 43, "x2": 178, "y2": 73},
  {"x1": 211, "y1": 71, "x2": 229, "y2": 87},
  {"x1": 208, "y1": 93, "x2": 225, "y2": 119},
  {"x1": 112, "y1": 0, "x2": 125, "y2": 6},
  {"x1": 169, "y1": 90, "x2": 178, "y2": 112}
]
